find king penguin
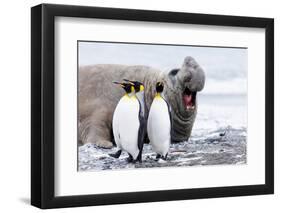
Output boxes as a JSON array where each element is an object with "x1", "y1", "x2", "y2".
[
  {"x1": 147, "y1": 82, "x2": 172, "y2": 160},
  {"x1": 123, "y1": 79, "x2": 146, "y2": 162},
  {"x1": 110, "y1": 82, "x2": 143, "y2": 163}
]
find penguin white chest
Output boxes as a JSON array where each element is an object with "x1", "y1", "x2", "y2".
[
  {"x1": 112, "y1": 96, "x2": 140, "y2": 159},
  {"x1": 147, "y1": 97, "x2": 171, "y2": 156}
]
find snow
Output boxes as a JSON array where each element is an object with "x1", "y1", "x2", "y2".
[{"x1": 78, "y1": 94, "x2": 247, "y2": 171}]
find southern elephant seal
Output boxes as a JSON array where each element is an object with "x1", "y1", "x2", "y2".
[{"x1": 79, "y1": 56, "x2": 205, "y2": 148}]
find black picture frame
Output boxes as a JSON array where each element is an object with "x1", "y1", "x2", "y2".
[{"x1": 31, "y1": 3, "x2": 274, "y2": 209}]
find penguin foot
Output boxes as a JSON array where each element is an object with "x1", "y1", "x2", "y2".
[
  {"x1": 126, "y1": 154, "x2": 133, "y2": 163},
  {"x1": 109, "y1": 150, "x2": 122, "y2": 158},
  {"x1": 155, "y1": 154, "x2": 161, "y2": 161},
  {"x1": 126, "y1": 154, "x2": 142, "y2": 164},
  {"x1": 161, "y1": 153, "x2": 168, "y2": 160},
  {"x1": 155, "y1": 154, "x2": 168, "y2": 161}
]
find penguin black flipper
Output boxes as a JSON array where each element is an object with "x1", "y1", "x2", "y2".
[
  {"x1": 137, "y1": 116, "x2": 145, "y2": 162},
  {"x1": 138, "y1": 116, "x2": 146, "y2": 150},
  {"x1": 137, "y1": 100, "x2": 146, "y2": 162}
]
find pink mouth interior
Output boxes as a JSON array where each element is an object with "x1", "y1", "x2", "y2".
[{"x1": 183, "y1": 94, "x2": 193, "y2": 108}]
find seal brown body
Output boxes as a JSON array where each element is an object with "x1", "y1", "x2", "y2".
[{"x1": 79, "y1": 56, "x2": 205, "y2": 148}]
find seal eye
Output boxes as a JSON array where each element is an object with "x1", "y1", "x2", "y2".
[{"x1": 169, "y1": 68, "x2": 179, "y2": 76}]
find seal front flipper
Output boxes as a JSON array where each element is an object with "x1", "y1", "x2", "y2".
[{"x1": 109, "y1": 149, "x2": 122, "y2": 158}]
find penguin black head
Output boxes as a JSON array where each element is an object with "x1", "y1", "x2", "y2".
[
  {"x1": 113, "y1": 81, "x2": 135, "y2": 94},
  {"x1": 123, "y1": 79, "x2": 144, "y2": 93},
  {"x1": 156, "y1": 82, "x2": 164, "y2": 93}
]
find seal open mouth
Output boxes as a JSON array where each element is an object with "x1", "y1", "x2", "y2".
[{"x1": 183, "y1": 87, "x2": 197, "y2": 110}]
